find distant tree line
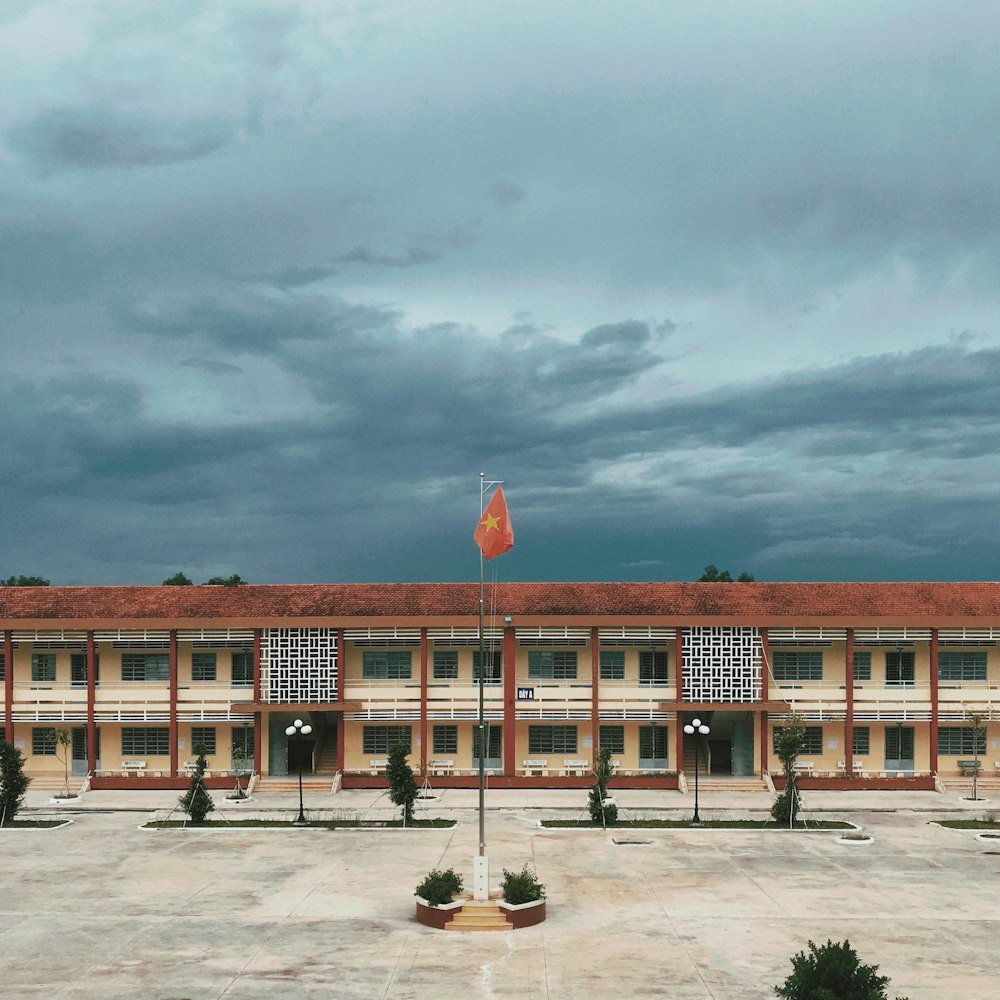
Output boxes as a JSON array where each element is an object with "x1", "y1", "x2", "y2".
[
  {"x1": 2, "y1": 575, "x2": 49, "y2": 586},
  {"x1": 162, "y1": 573, "x2": 247, "y2": 586},
  {"x1": 697, "y1": 564, "x2": 755, "y2": 583}
]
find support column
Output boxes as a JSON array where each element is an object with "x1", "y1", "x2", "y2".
[
  {"x1": 169, "y1": 629, "x2": 178, "y2": 778},
  {"x1": 760, "y1": 628, "x2": 770, "y2": 773},
  {"x1": 845, "y1": 628, "x2": 855, "y2": 773},
  {"x1": 336, "y1": 628, "x2": 346, "y2": 773},
  {"x1": 86, "y1": 630, "x2": 97, "y2": 774},
  {"x1": 503, "y1": 626, "x2": 516, "y2": 775},
  {"x1": 4, "y1": 630, "x2": 14, "y2": 744},
  {"x1": 674, "y1": 630, "x2": 684, "y2": 772},
  {"x1": 591, "y1": 627, "x2": 600, "y2": 766},
  {"x1": 253, "y1": 629, "x2": 263, "y2": 776},
  {"x1": 419, "y1": 628, "x2": 428, "y2": 776},
  {"x1": 929, "y1": 628, "x2": 939, "y2": 774}
]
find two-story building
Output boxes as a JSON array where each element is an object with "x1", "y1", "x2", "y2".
[{"x1": 2, "y1": 582, "x2": 998, "y2": 790}]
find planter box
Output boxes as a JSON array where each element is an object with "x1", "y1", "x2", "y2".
[
  {"x1": 414, "y1": 896, "x2": 463, "y2": 929},
  {"x1": 498, "y1": 896, "x2": 546, "y2": 928}
]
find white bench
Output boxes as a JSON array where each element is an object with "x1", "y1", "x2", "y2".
[
  {"x1": 121, "y1": 760, "x2": 146, "y2": 777},
  {"x1": 428, "y1": 758, "x2": 454, "y2": 775},
  {"x1": 369, "y1": 758, "x2": 389, "y2": 775},
  {"x1": 562, "y1": 758, "x2": 590, "y2": 776},
  {"x1": 792, "y1": 761, "x2": 814, "y2": 776},
  {"x1": 522, "y1": 758, "x2": 549, "y2": 776}
]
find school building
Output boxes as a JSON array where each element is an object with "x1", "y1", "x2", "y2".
[{"x1": 2, "y1": 582, "x2": 999, "y2": 791}]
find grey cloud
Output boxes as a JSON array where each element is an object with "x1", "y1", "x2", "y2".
[
  {"x1": 243, "y1": 266, "x2": 338, "y2": 289},
  {"x1": 489, "y1": 182, "x2": 525, "y2": 206},
  {"x1": 179, "y1": 358, "x2": 244, "y2": 375},
  {"x1": 9, "y1": 108, "x2": 236, "y2": 171}
]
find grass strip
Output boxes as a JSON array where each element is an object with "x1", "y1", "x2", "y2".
[
  {"x1": 144, "y1": 818, "x2": 456, "y2": 829},
  {"x1": 541, "y1": 818, "x2": 852, "y2": 830},
  {"x1": 0, "y1": 820, "x2": 68, "y2": 829},
  {"x1": 933, "y1": 820, "x2": 1000, "y2": 830}
]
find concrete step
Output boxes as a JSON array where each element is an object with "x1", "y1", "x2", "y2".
[{"x1": 445, "y1": 901, "x2": 511, "y2": 932}]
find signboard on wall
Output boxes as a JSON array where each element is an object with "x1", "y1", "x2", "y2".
[{"x1": 517, "y1": 687, "x2": 534, "y2": 700}]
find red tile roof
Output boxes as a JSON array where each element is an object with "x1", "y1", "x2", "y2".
[{"x1": 0, "y1": 582, "x2": 998, "y2": 625}]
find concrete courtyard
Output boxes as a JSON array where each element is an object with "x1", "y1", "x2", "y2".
[{"x1": 2, "y1": 786, "x2": 999, "y2": 999}]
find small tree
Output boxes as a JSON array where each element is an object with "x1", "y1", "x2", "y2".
[
  {"x1": 775, "y1": 939, "x2": 908, "y2": 999},
  {"x1": 231, "y1": 745, "x2": 249, "y2": 799},
  {"x1": 698, "y1": 564, "x2": 755, "y2": 582},
  {"x1": 588, "y1": 745, "x2": 618, "y2": 825},
  {"x1": 2, "y1": 575, "x2": 50, "y2": 586},
  {"x1": 162, "y1": 572, "x2": 193, "y2": 585},
  {"x1": 967, "y1": 710, "x2": 986, "y2": 801},
  {"x1": 52, "y1": 727, "x2": 72, "y2": 797},
  {"x1": 0, "y1": 740, "x2": 31, "y2": 824},
  {"x1": 771, "y1": 712, "x2": 805, "y2": 826},
  {"x1": 178, "y1": 742, "x2": 215, "y2": 824},
  {"x1": 203, "y1": 575, "x2": 246, "y2": 586},
  {"x1": 386, "y1": 741, "x2": 417, "y2": 825}
]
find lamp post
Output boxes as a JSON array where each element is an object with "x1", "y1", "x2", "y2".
[
  {"x1": 683, "y1": 717, "x2": 711, "y2": 824},
  {"x1": 285, "y1": 718, "x2": 312, "y2": 824}
]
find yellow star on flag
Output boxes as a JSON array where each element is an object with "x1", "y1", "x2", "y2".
[{"x1": 479, "y1": 512, "x2": 500, "y2": 532}]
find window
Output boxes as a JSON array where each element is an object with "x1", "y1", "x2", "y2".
[
  {"x1": 852, "y1": 651, "x2": 871, "y2": 681},
  {"x1": 121, "y1": 653, "x2": 170, "y2": 682},
  {"x1": 638, "y1": 650, "x2": 668, "y2": 685},
  {"x1": 121, "y1": 727, "x2": 170, "y2": 756},
  {"x1": 938, "y1": 652, "x2": 987, "y2": 682},
  {"x1": 938, "y1": 727, "x2": 987, "y2": 756},
  {"x1": 433, "y1": 650, "x2": 458, "y2": 680},
  {"x1": 191, "y1": 726, "x2": 217, "y2": 755},
  {"x1": 885, "y1": 650, "x2": 915, "y2": 687},
  {"x1": 231, "y1": 726, "x2": 254, "y2": 757},
  {"x1": 773, "y1": 726, "x2": 824, "y2": 756},
  {"x1": 70, "y1": 653, "x2": 100, "y2": 687},
  {"x1": 362, "y1": 725, "x2": 411, "y2": 755},
  {"x1": 772, "y1": 651, "x2": 823, "y2": 682},
  {"x1": 527, "y1": 651, "x2": 578, "y2": 680},
  {"x1": 473, "y1": 725, "x2": 502, "y2": 760},
  {"x1": 472, "y1": 650, "x2": 502, "y2": 684},
  {"x1": 528, "y1": 725, "x2": 577, "y2": 754},
  {"x1": 231, "y1": 651, "x2": 253, "y2": 687},
  {"x1": 32, "y1": 727, "x2": 56, "y2": 755},
  {"x1": 599, "y1": 725, "x2": 625, "y2": 754},
  {"x1": 852, "y1": 726, "x2": 870, "y2": 755},
  {"x1": 433, "y1": 725, "x2": 458, "y2": 755},
  {"x1": 31, "y1": 653, "x2": 56, "y2": 682},
  {"x1": 639, "y1": 726, "x2": 668, "y2": 767},
  {"x1": 599, "y1": 651, "x2": 624, "y2": 680},
  {"x1": 191, "y1": 653, "x2": 217, "y2": 681},
  {"x1": 362, "y1": 651, "x2": 412, "y2": 680}
]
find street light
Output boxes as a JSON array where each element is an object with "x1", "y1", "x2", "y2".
[
  {"x1": 285, "y1": 718, "x2": 313, "y2": 824},
  {"x1": 683, "y1": 717, "x2": 711, "y2": 824}
]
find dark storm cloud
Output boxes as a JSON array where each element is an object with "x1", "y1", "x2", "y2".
[{"x1": 8, "y1": 107, "x2": 236, "y2": 171}]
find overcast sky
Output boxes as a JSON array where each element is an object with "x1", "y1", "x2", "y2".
[{"x1": 1, "y1": 1, "x2": 998, "y2": 586}]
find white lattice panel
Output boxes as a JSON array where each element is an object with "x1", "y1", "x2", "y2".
[
  {"x1": 683, "y1": 627, "x2": 762, "y2": 703},
  {"x1": 262, "y1": 628, "x2": 338, "y2": 703}
]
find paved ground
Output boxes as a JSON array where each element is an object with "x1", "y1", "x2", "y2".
[{"x1": 3, "y1": 785, "x2": 999, "y2": 998}]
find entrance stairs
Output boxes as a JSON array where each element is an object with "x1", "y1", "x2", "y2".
[
  {"x1": 27, "y1": 775, "x2": 83, "y2": 793},
  {"x1": 445, "y1": 898, "x2": 511, "y2": 932},
  {"x1": 682, "y1": 733, "x2": 710, "y2": 777},
  {"x1": 255, "y1": 776, "x2": 335, "y2": 793},
  {"x1": 694, "y1": 776, "x2": 768, "y2": 792},
  {"x1": 314, "y1": 738, "x2": 339, "y2": 776},
  {"x1": 940, "y1": 776, "x2": 1000, "y2": 794}
]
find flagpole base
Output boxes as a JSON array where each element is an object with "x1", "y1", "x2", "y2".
[{"x1": 473, "y1": 855, "x2": 490, "y2": 901}]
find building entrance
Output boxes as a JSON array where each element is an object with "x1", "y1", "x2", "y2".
[{"x1": 702, "y1": 712, "x2": 756, "y2": 776}]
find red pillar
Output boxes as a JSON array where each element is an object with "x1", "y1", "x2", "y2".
[
  {"x1": 168, "y1": 629, "x2": 178, "y2": 778},
  {"x1": 674, "y1": 630, "x2": 684, "y2": 771},
  {"x1": 760, "y1": 628, "x2": 770, "y2": 774},
  {"x1": 86, "y1": 630, "x2": 97, "y2": 774},
  {"x1": 336, "y1": 628, "x2": 346, "y2": 773},
  {"x1": 503, "y1": 626, "x2": 516, "y2": 775},
  {"x1": 4, "y1": 630, "x2": 14, "y2": 744},
  {"x1": 591, "y1": 627, "x2": 600, "y2": 766},
  {"x1": 252, "y1": 629, "x2": 263, "y2": 776},
  {"x1": 845, "y1": 628, "x2": 855, "y2": 772},
  {"x1": 419, "y1": 628, "x2": 428, "y2": 776},
  {"x1": 929, "y1": 629, "x2": 939, "y2": 774}
]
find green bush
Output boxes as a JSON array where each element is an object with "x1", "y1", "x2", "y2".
[
  {"x1": 588, "y1": 746, "x2": 618, "y2": 824},
  {"x1": 177, "y1": 742, "x2": 215, "y2": 825},
  {"x1": 0, "y1": 741, "x2": 31, "y2": 824},
  {"x1": 415, "y1": 867, "x2": 464, "y2": 907},
  {"x1": 500, "y1": 865, "x2": 545, "y2": 905},
  {"x1": 775, "y1": 939, "x2": 908, "y2": 999}
]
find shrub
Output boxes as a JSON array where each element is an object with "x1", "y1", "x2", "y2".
[
  {"x1": 386, "y1": 741, "x2": 418, "y2": 824},
  {"x1": 774, "y1": 939, "x2": 908, "y2": 999},
  {"x1": 415, "y1": 867, "x2": 463, "y2": 906},
  {"x1": 501, "y1": 865, "x2": 545, "y2": 905},
  {"x1": 0, "y1": 741, "x2": 30, "y2": 824},
  {"x1": 588, "y1": 746, "x2": 618, "y2": 825},
  {"x1": 177, "y1": 742, "x2": 215, "y2": 824}
]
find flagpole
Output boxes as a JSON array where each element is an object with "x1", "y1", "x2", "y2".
[{"x1": 478, "y1": 471, "x2": 486, "y2": 862}]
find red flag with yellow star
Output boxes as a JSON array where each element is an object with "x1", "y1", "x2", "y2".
[{"x1": 474, "y1": 486, "x2": 514, "y2": 560}]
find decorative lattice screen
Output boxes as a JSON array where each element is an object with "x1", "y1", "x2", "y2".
[
  {"x1": 683, "y1": 627, "x2": 761, "y2": 703},
  {"x1": 262, "y1": 628, "x2": 338, "y2": 703}
]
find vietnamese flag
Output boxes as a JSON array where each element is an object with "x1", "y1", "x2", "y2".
[{"x1": 474, "y1": 486, "x2": 514, "y2": 560}]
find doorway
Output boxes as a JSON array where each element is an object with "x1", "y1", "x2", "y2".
[
  {"x1": 884, "y1": 724, "x2": 914, "y2": 772},
  {"x1": 71, "y1": 727, "x2": 99, "y2": 776}
]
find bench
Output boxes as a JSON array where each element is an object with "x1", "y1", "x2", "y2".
[
  {"x1": 428, "y1": 758, "x2": 454, "y2": 775},
  {"x1": 561, "y1": 758, "x2": 590, "y2": 776},
  {"x1": 792, "y1": 761, "x2": 815, "y2": 776},
  {"x1": 121, "y1": 760, "x2": 146, "y2": 777},
  {"x1": 958, "y1": 760, "x2": 982, "y2": 776},
  {"x1": 369, "y1": 758, "x2": 389, "y2": 775},
  {"x1": 522, "y1": 758, "x2": 549, "y2": 776}
]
